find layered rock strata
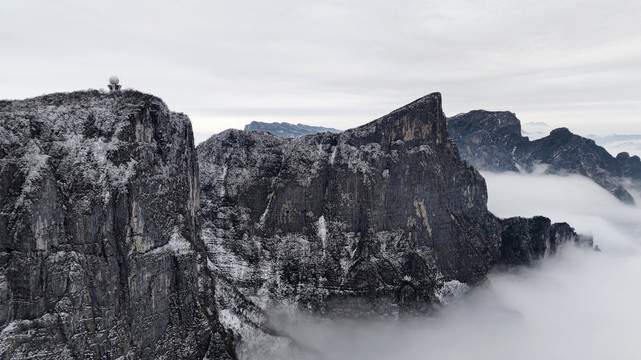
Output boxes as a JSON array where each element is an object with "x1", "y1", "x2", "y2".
[
  {"x1": 198, "y1": 93, "x2": 590, "y2": 332},
  {"x1": 0, "y1": 91, "x2": 235, "y2": 359}
]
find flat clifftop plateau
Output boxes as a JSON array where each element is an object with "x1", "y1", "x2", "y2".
[
  {"x1": 198, "y1": 93, "x2": 590, "y2": 354},
  {"x1": 448, "y1": 110, "x2": 641, "y2": 204},
  {"x1": 0, "y1": 90, "x2": 235, "y2": 359}
]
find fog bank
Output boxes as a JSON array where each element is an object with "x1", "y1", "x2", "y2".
[{"x1": 255, "y1": 171, "x2": 641, "y2": 360}]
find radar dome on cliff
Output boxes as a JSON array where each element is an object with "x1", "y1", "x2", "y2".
[{"x1": 108, "y1": 76, "x2": 122, "y2": 92}]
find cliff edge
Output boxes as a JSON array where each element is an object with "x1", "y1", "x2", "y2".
[
  {"x1": 0, "y1": 91, "x2": 235, "y2": 359},
  {"x1": 198, "y1": 93, "x2": 590, "y2": 352}
]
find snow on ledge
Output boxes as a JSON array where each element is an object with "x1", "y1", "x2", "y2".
[{"x1": 146, "y1": 227, "x2": 193, "y2": 256}]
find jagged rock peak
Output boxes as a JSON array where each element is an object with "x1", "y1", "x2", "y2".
[
  {"x1": 615, "y1": 152, "x2": 641, "y2": 163},
  {"x1": 617, "y1": 152, "x2": 631, "y2": 159},
  {"x1": 387, "y1": 92, "x2": 442, "y2": 114},
  {"x1": 197, "y1": 91, "x2": 588, "y2": 326},
  {"x1": 344, "y1": 92, "x2": 448, "y2": 146},
  {"x1": 548, "y1": 127, "x2": 574, "y2": 138}
]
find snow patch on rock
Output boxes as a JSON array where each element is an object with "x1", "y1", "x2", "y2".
[
  {"x1": 316, "y1": 215, "x2": 327, "y2": 256},
  {"x1": 435, "y1": 280, "x2": 469, "y2": 305}
]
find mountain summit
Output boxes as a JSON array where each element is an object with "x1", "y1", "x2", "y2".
[
  {"x1": 448, "y1": 110, "x2": 641, "y2": 204},
  {"x1": 197, "y1": 93, "x2": 590, "y2": 354},
  {"x1": 1, "y1": 90, "x2": 591, "y2": 359}
]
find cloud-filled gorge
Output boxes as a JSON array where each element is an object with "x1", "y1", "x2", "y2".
[{"x1": 258, "y1": 171, "x2": 641, "y2": 360}]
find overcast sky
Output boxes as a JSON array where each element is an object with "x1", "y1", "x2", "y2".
[{"x1": 2, "y1": 0, "x2": 640, "y2": 143}]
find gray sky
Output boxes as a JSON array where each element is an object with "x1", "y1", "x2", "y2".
[{"x1": 2, "y1": 0, "x2": 641, "y2": 143}]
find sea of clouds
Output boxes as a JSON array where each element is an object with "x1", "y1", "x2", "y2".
[{"x1": 257, "y1": 170, "x2": 641, "y2": 360}]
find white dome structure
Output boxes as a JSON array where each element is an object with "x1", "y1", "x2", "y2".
[{"x1": 108, "y1": 76, "x2": 122, "y2": 92}]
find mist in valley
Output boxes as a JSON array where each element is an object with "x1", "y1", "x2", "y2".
[{"x1": 257, "y1": 171, "x2": 641, "y2": 360}]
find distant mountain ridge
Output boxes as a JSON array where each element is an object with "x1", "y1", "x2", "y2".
[
  {"x1": 0, "y1": 90, "x2": 236, "y2": 359},
  {"x1": 244, "y1": 121, "x2": 341, "y2": 137},
  {"x1": 447, "y1": 110, "x2": 641, "y2": 204}
]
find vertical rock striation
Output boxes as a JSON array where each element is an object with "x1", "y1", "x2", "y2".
[
  {"x1": 0, "y1": 90, "x2": 594, "y2": 359},
  {"x1": 498, "y1": 216, "x2": 592, "y2": 267},
  {"x1": 198, "y1": 93, "x2": 590, "y2": 342},
  {"x1": 0, "y1": 91, "x2": 235, "y2": 359}
]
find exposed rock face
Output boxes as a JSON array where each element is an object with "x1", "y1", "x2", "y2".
[
  {"x1": 447, "y1": 111, "x2": 527, "y2": 172},
  {"x1": 244, "y1": 121, "x2": 341, "y2": 138},
  {"x1": 616, "y1": 152, "x2": 641, "y2": 182},
  {"x1": 498, "y1": 216, "x2": 592, "y2": 267},
  {"x1": 0, "y1": 91, "x2": 235, "y2": 359},
  {"x1": 0, "y1": 90, "x2": 594, "y2": 359},
  {"x1": 198, "y1": 93, "x2": 589, "y2": 350},
  {"x1": 448, "y1": 110, "x2": 640, "y2": 204}
]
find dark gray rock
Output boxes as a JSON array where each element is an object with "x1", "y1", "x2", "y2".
[
  {"x1": 244, "y1": 121, "x2": 341, "y2": 138},
  {"x1": 616, "y1": 152, "x2": 641, "y2": 182},
  {"x1": 197, "y1": 93, "x2": 590, "y2": 353},
  {"x1": 0, "y1": 91, "x2": 235, "y2": 359},
  {"x1": 447, "y1": 110, "x2": 527, "y2": 172},
  {"x1": 498, "y1": 216, "x2": 593, "y2": 267},
  {"x1": 0, "y1": 90, "x2": 594, "y2": 359},
  {"x1": 448, "y1": 110, "x2": 639, "y2": 204}
]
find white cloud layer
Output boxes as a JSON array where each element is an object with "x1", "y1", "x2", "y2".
[
  {"x1": 2, "y1": 0, "x2": 641, "y2": 140},
  {"x1": 257, "y1": 171, "x2": 641, "y2": 359}
]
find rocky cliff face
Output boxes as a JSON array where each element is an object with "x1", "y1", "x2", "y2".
[
  {"x1": 0, "y1": 90, "x2": 593, "y2": 359},
  {"x1": 0, "y1": 91, "x2": 235, "y2": 359},
  {"x1": 198, "y1": 94, "x2": 590, "y2": 356},
  {"x1": 446, "y1": 110, "x2": 527, "y2": 172},
  {"x1": 498, "y1": 216, "x2": 591, "y2": 267},
  {"x1": 201, "y1": 94, "x2": 497, "y2": 314},
  {"x1": 448, "y1": 110, "x2": 641, "y2": 204},
  {"x1": 244, "y1": 121, "x2": 341, "y2": 138}
]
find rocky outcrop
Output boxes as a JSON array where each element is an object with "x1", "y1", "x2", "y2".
[
  {"x1": 0, "y1": 91, "x2": 235, "y2": 359},
  {"x1": 198, "y1": 93, "x2": 589, "y2": 344},
  {"x1": 0, "y1": 90, "x2": 594, "y2": 359},
  {"x1": 448, "y1": 110, "x2": 640, "y2": 204},
  {"x1": 498, "y1": 216, "x2": 592, "y2": 267},
  {"x1": 244, "y1": 121, "x2": 341, "y2": 138},
  {"x1": 446, "y1": 111, "x2": 527, "y2": 172}
]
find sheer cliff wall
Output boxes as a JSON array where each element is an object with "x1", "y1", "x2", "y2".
[
  {"x1": 198, "y1": 93, "x2": 589, "y2": 323},
  {"x1": 0, "y1": 91, "x2": 235, "y2": 359}
]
